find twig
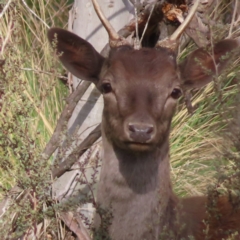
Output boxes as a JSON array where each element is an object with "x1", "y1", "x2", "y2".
[
  {"x1": 0, "y1": 17, "x2": 13, "y2": 56},
  {"x1": 228, "y1": 0, "x2": 238, "y2": 38},
  {"x1": 24, "y1": 90, "x2": 54, "y2": 134},
  {"x1": 134, "y1": 0, "x2": 140, "y2": 49},
  {"x1": 0, "y1": 0, "x2": 12, "y2": 19},
  {"x1": 52, "y1": 124, "x2": 101, "y2": 179},
  {"x1": 21, "y1": 67, "x2": 68, "y2": 80},
  {"x1": 59, "y1": 212, "x2": 91, "y2": 240},
  {"x1": 139, "y1": 3, "x2": 156, "y2": 45},
  {"x1": 21, "y1": 0, "x2": 50, "y2": 29},
  {"x1": 42, "y1": 81, "x2": 91, "y2": 161}
]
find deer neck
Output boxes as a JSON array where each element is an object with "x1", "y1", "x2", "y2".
[{"x1": 94, "y1": 129, "x2": 176, "y2": 240}]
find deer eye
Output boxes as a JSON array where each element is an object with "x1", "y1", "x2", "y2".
[
  {"x1": 101, "y1": 83, "x2": 112, "y2": 94},
  {"x1": 171, "y1": 88, "x2": 182, "y2": 99}
]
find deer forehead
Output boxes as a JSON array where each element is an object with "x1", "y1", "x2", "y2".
[{"x1": 100, "y1": 47, "x2": 180, "y2": 89}]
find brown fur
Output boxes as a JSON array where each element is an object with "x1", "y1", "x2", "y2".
[
  {"x1": 48, "y1": 28, "x2": 240, "y2": 240},
  {"x1": 180, "y1": 196, "x2": 240, "y2": 239}
]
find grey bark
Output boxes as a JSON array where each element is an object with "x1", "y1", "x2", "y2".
[{"x1": 53, "y1": 0, "x2": 134, "y2": 223}]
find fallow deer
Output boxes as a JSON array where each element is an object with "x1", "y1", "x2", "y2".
[{"x1": 48, "y1": 0, "x2": 240, "y2": 239}]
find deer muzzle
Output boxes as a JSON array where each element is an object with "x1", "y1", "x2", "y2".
[{"x1": 128, "y1": 122, "x2": 154, "y2": 143}]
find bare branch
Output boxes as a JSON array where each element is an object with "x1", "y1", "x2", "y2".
[
  {"x1": 134, "y1": 0, "x2": 140, "y2": 49},
  {"x1": 0, "y1": 0, "x2": 12, "y2": 19},
  {"x1": 52, "y1": 124, "x2": 101, "y2": 179},
  {"x1": 21, "y1": 0, "x2": 50, "y2": 29},
  {"x1": 228, "y1": 0, "x2": 238, "y2": 38},
  {"x1": 0, "y1": 17, "x2": 13, "y2": 56},
  {"x1": 42, "y1": 81, "x2": 91, "y2": 161},
  {"x1": 139, "y1": 4, "x2": 156, "y2": 46},
  {"x1": 59, "y1": 212, "x2": 91, "y2": 240}
]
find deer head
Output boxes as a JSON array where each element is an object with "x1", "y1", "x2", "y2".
[
  {"x1": 48, "y1": 26, "x2": 239, "y2": 153},
  {"x1": 48, "y1": 1, "x2": 239, "y2": 153}
]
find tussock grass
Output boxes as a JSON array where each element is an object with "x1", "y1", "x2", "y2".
[
  {"x1": 170, "y1": 0, "x2": 240, "y2": 197},
  {"x1": 0, "y1": 0, "x2": 70, "y2": 195},
  {"x1": 172, "y1": 63, "x2": 240, "y2": 196},
  {"x1": 0, "y1": 1, "x2": 73, "y2": 238}
]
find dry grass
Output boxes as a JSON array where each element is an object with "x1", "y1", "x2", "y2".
[{"x1": 0, "y1": 0, "x2": 70, "y2": 194}]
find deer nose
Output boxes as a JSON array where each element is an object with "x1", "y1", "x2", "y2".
[{"x1": 128, "y1": 123, "x2": 154, "y2": 143}]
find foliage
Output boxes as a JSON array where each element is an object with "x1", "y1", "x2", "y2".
[{"x1": 0, "y1": 0, "x2": 70, "y2": 238}]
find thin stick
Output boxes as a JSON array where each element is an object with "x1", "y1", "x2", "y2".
[
  {"x1": 134, "y1": 0, "x2": 140, "y2": 49},
  {"x1": 139, "y1": 4, "x2": 156, "y2": 45},
  {"x1": 0, "y1": 18, "x2": 13, "y2": 56},
  {"x1": 228, "y1": 0, "x2": 238, "y2": 38},
  {"x1": 42, "y1": 81, "x2": 91, "y2": 161},
  {"x1": 52, "y1": 124, "x2": 101, "y2": 179},
  {"x1": 0, "y1": 0, "x2": 12, "y2": 19},
  {"x1": 170, "y1": 0, "x2": 200, "y2": 41},
  {"x1": 21, "y1": 0, "x2": 50, "y2": 29}
]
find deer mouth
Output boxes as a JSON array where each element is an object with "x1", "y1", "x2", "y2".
[{"x1": 125, "y1": 141, "x2": 154, "y2": 152}]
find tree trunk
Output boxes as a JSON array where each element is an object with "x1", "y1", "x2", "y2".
[{"x1": 53, "y1": 0, "x2": 134, "y2": 222}]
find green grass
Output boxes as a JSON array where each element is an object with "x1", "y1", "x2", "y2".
[
  {"x1": 0, "y1": 0, "x2": 70, "y2": 194},
  {"x1": 171, "y1": 69, "x2": 240, "y2": 196},
  {"x1": 0, "y1": 1, "x2": 73, "y2": 238}
]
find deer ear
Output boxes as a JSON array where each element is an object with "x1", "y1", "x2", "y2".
[
  {"x1": 179, "y1": 39, "x2": 240, "y2": 90},
  {"x1": 48, "y1": 28, "x2": 105, "y2": 83}
]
